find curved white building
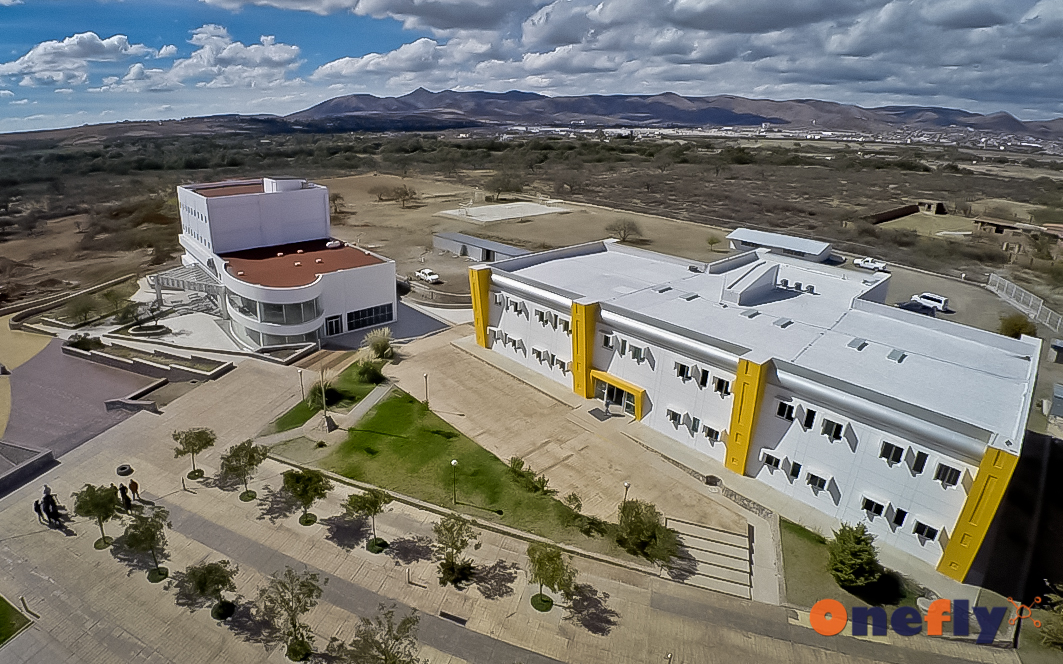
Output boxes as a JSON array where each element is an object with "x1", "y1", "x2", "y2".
[{"x1": 177, "y1": 177, "x2": 396, "y2": 348}]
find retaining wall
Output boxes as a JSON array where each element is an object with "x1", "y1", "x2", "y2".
[
  {"x1": 61, "y1": 344, "x2": 234, "y2": 382},
  {"x1": 0, "y1": 441, "x2": 55, "y2": 497}
]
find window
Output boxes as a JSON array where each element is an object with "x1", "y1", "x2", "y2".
[
  {"x1": 880, "y1": 442, "x2": 903, "y2": 465},
  {"x1": 619, "y1": 339, "x2": 628, "y2": 356},
  {"x1": 603, "y1": 334, "x2": 614, "y2": 349},
  {"x1": 560, "y1": 318, "x2": 571, "y2": 334},
  {"x1": 704, "y1": 426, "x2": 720, "y2": 442},
  {"x1": 789, "y1": 461, "x2": 802, "y2": 479},
  {"x1": 698, "y1": 368, "x2": 710, "y2": 388},
  {"x1": 325, "y1": 315, "x2": 343, "y2": 336},
  {"x1": 934, "y1": 464, "x2": 961, "y2": 487},
  {"x1": 347, "y1": 303, "x2": 394, "y2": 331},
  {"x1": 912, "y1": 451, "x2": 928, "y2": 474},
  {"x1": 667, "y1": 410, "x2": 681, "y2": 426},
  {"x1": 821, "y1": 419, "x2": 843, "y2": 441},
  {"x1": 862, "y1": 497, "x2": 885, "y2": 516},
  {"x1": 713, "y1": 377, "x2": 731, "y2": 396},
  {"x1": 763, "y1": 453, "x2": 780, "y2": 469},
  {"x1": 807, "y1": 473, "x2": 826, "y2": 491},
  {"x1": 535, "y1": 309, "x2": 546, "y2": 323},
  {"x1": 675, "y1": 362, "x2": 691, "y2": 380},
  {"x1": 913, "y1": 522, "x2": 939, "y2": 541},
  {"x1": 776, "y1": 402, "x2": 795, "y2": 421},
  {"x1": 630, "y1": 346, "x2": 644, "y2": 362},
  {"x1": 892, "y1": 509, "x2": 908, "y2": 527},
  {"x1": 802, "y1": 408, "x2": 817, "y2": 429},
  {"x1": 690, "y1": 416, "x2": 701, "y2": 434}
]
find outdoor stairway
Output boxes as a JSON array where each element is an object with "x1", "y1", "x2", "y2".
[{"x1": 664, "y1": 516, "x2": 753, "y2": 599}]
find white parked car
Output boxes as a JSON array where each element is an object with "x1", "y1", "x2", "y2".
[
  {"x1": 853, "y1": 257, "x2": 888, "y2": 271},
  {"x1": 910, "y1": 292, "x2": 949, "y2": 311},
  {"x1": 415, "y1": 268, "x2": 441, "y2": 284}
]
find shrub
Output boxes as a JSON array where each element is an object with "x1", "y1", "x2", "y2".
[
  {"x1": 827, "y1": 522, "x2": 881, "y2": 589},
  {"x1": 615, "y1": 499, "x2": 680, "y2": 564},
  {"x1": 999, "y1": 313, "x2": 1037, "y2": 339},
  {"x1": 66, "y1": 334, "x2": 104, "y2": 351},
  {"x1": 363, "y1": 327, "x2": 394, "y2": 360},
  {"x1": 507, "y1": 457, "x2": 556, "y2": 495},
  {"x1": 353, "y1": 360, "x2": 386, "y2": 384}
]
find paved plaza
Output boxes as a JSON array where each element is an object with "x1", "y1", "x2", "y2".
[{"x1": 0, "y1": 329, "x2": 1024, "y2": 663}]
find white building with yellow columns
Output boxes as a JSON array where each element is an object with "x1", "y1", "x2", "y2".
[{"x1": 469, "y1": 239, "x2": 1039, "y2": 582}]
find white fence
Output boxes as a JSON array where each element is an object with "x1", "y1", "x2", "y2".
[{"x1": 987, "y1": 273, "x2": 1063, "y2": 333}]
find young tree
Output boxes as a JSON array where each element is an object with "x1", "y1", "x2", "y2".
[
  {"x1": 175, "y1": 560, "x2": 239, "y2": 619},
  {"x1": 257, "y1": 566, "x2": 328, "y2": 661},
  {"x1": 391, "y1": 185, "x2": 415, "y2": 209},
  {"x1": 329, "y1": 192, "x2": 345, "y2": 215},
  {"x1": 345, "y1": 489, "x2": 394, "y2": 553},
  {"x1": 124, "y1": 506, "x2": 172, "y2": 582},
  {"x1": 283, "y1": 469, "x2": 333, "y2": 526},
  {"x1": 65, "y1": 295, "x2": 97, "y2": 323},
  {"x1": 485, "y1": 172, "x2": 523, "y2": 200},
  {"x1": 220, "y1": 439, "x2": 270, "y2": 501},
  {"x1": 999, "y1": 313, "x2": 1038, "y2": 339},
  {"x1": 615, "y1": 499, "x2": 680, "y2": 565},
  {"x1": 432, "y1": 514, "x2": 480, "y2": 588},
  {"x1": 526, "y1": 542, "x2": 577, "y2": 612},
  {"x1": 367, "y1": 184, "x2": 391, "y2": 202},
  {"x1": 706, "y1": 233, "x2": 723, "y2": 252},
  {"x1": 72, "y1": 483, "x2": 121, "y2": 548},
  {"x1": 605, "y1": 218, "x2": 642, "y2": 242},
  {"x1": 326, "y1": 603, "x2": 427, "y2": 664},
  {"x1": 173, "y1": 427, "x2": 216, "y2": 479},
  {"x1": 101, "y1": 289, "x2": 126, "y2": 315},
  {"x1": 827, "y1": 522, "x2": 882, "y2": 589}
]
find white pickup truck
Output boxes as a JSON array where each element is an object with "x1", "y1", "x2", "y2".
[
  {"x1": 415, "y1": 268, "x2": 441, "y2": 284},
  {"x1": 853, "y1": 257, "x2": 888, "y2": 271}
]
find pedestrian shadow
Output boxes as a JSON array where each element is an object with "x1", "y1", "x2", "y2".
[
  {"x1": 563, "y1": 582, "x2": 620, "y2": 636},
  {"x1": 321, "y1": 515, "x2": 370, "y2": 550},
  {"x1": 109, "y1": 534, "x2": 169, "y2": 577},
  {"x1": 224, "y1": 596, "x2": 281, "y2": 646},
  {"x1": 256, "y1": 486, "x2": 301, "y2": 524},
  {"x1": 201, "y1": 471, "x2": 243, "y2": 493},
  {"x1": 664, "y1": 545, "x2": 699, "y2": 582},
  {"x1": 384, "y1": 535, "x2": 434, "y2": 565},
  {"x1": 473, "y1": 560, "x2": 519, "y2": 600},
  {"x1": 166, "y1": 570, "x2": 211, "y2": 612}
]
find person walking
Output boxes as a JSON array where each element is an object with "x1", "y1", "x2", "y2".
[
  {"x1": 119, "y1": 484, "x2": 132, "y2": 512},
  {"x1": 128, "y1": 479, "x2": 140, "y2": 501},
  {"x1": 43, "y1": 498, "x2": 60, "y2": 526},
  {"x1": 33, "y1": 500, "x2": 45, "y2": 524}
]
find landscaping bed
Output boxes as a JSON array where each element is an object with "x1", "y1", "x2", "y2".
[
  {"x1": 269, "y1": 361, "x2": 382, "y2": 433},
  {"x1": 0, "y1": 594, "x2": 30, "y2": 647}
]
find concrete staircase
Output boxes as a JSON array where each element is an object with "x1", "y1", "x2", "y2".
[{"x1": 664, "y1": 516, "x2": 753, "y2": 599}]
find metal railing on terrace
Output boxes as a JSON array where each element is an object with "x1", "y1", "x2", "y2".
[{"x1": 987, "y1": 273, "x2": 1063, "y2": 333}]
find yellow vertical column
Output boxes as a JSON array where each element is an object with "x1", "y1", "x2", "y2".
[
  {"x1": 571, "y1": 299, "x2": 599, "y2": 398},
  {"x1": 937, "y1": 448, "x2": 1019, "y2": 582},
  {"x1": 468, "y1": 266, "x2": 492, "y2": 348},
  {"x1": 725, "y1": 358, "x2": 770, "y2": 476}
]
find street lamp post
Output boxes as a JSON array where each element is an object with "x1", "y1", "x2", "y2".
[
  {"x1": 623, "y1": 481, "x2": 631, "y2": 505},
  {"x1": 298, "y1": 369, "x2": 305, "y2": 402},
  {"x1": 424, "y1": 373, "x2": 429, "y2": 407},
  {"x1": 320, "y1": 368, "x2": 329, "y2": 419},
  {"x1": 451, "y1": 459, "x2": 458, "y2": 505}
]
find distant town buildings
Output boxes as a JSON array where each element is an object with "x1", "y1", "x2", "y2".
[{"x1": 469, "y1": 240, "x2": 1039, "y2": 580}]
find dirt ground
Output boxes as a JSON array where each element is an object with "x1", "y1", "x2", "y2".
[
  {"x1": 0, "y1": 314, "x2": 54, "y2": 438},
  {"x1": 880, "y1": 212, "x2": 976, "y2": 236}
]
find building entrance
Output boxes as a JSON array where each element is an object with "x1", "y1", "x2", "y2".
[{"x1": 595, "y1": 380, "x2": 635, "y2": 416}]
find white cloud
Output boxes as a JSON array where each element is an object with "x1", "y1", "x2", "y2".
[
  {"x1": 9, "y1": 98, "x2": 28, "y2": 104},
  {"x1": 0, "y1": 89, "x2": 12, "y2": 97},
  {"x1": 157, "y1": 44, "x2": 178, "y2": 58},
  {"x1": 0, "y1": 32, "x2": 154, "y2": 87},
  {"x1": 54, "y1": 88, "x2": 74, "y2": 94},
  {"x1": 0, "y1": 0, "x2": 24, "y2": 5}
]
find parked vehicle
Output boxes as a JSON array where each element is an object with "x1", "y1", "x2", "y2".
[
  {"x1": 415, "y1": 268, "x2": 441, "y2": 284},
  {"x1": 853, "y1": 257, "x2": 888, "y2": 271},
  {"x1": 910, "y1": 292, "x2": 949, "y2": 311}
]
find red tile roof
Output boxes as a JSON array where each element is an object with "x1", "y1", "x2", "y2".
[{"x1": 221, "y1": 239, "x2": 384, "y2": 288}]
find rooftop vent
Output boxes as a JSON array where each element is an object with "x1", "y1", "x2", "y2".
[
  {"x1": 326, "y1": 240, "x2": 343, "y2": 249},
  {"x1": 847, "y1": 338, "x2": 868, "y2": 351},
  {"x1": 657, "y1": 286, "x2": 673, "y2": 293},
  {"x1": 682, "y1": 293, "x2": 699, "y2": 302},
  {"x1": 741, "y1": 309, "x2": 760, "y2": 318},
  {"x1": 794, "y1": 282, "x2": 803, "y2": 290},
  {"x1": 237, "y1": 271, "x2": 245, "y2": 276},
  {"x1": 887, "y1": 348, "x2": 907, "y2": 363},
  {"x1": 773, "y1": 318, "x2": 793, "y2": 328},
  {"x1": 296, "y1": 249, "x2": 304, "y2": 254},
  {"x1": 779, "y1": 279, "x2": 789, "y2": 288},
  {"x1": 315, "y1": 258, "x2": 323, "y2": 264},
  {"x1": 805, "y1": 284, "x2": 815, "y2": 294},
  {"x1": 688, "y1": 265, "x2": 704, "y2": 273},
  {"x1": 276, "y1": 252, "x2": 284, "y2": 257},
  {"x1": 294, "y1": 261, "x2": 302, "y2": 267}
]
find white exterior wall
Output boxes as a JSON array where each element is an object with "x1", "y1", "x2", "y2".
[
  {"x1": 205, "y1": 186, "x2": 329, "y2": 253},
  {"x1": 485, "y1": 289, "x2": 574, "y2": 383},
  {"x1": 317, "y1": 260, "x2": 397, "y2": 331}
]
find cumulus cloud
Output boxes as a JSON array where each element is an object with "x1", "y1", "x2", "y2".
[{"x1": 0, "y1": 32, "x2": 154, "y2": 87}]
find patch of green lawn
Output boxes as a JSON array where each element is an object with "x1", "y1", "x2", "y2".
[
  {"x1": 780, "y1": 518, "x2": 920, "y2": 610},
  {"x1": 270, "y1": 361, "x2": 381, "y2": 433},
  {"x1": 0, "y1": 594, "x2": 30, "y2": 645},
  {"x1": 320, "y1": 390, "x2": 632, "y2": 559}
]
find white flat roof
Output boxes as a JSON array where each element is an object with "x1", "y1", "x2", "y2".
[
  {"x1": 496, "y1": 241, "x2": 1038, "y2": 448},
  {"x1": 727, "y1": 228, "x2": 831, "y2": 255}
]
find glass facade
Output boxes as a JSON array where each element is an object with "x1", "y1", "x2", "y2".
[
  {"x1": 227, "y1": 292, "x2": 321, "y2": 325},
  {"x1": 347, "y1": 303, "x2": 393, "y2": 331},
  {"x1": 233, "y1": 322, "x2": 317, "y2": 348}
]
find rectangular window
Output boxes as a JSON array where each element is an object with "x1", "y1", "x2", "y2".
[
  {"x1": 913, "y1": 522, "x2": 939, "y2": 540},
  {"x1": 776, "y1": 402, "x2": 795, "y2": 421},
  {"x1": 667, "y1": 409, "x2": 681, "y2": 426},
  {"x1": 934, "y1": 464, "x2": 961, "y2": 487},
  {"x1": 603, "y1": 334, "x2": 614, "y2": 349},
  {"x1": 535, "y1": 309, "x2": 546, "y2": 323},
  {"x1": 261, "y1": 302, "x2": 285, "y2": 324},
  {"x1": 803, "y1": 409, "x2": 817, "y2": 429},
  {"x1": 763, "y1": 453, "x2": 780, "y2": 469},
  {"x1": 346, "y1": 303, "x2": 394, "y2": 331},
  {"x1": 912, "y1": 451, "x2": 928, "y2": 474},
  {"x1": 892, "y1": 509, "x2": 908, "y2": 527},
  {"x1": 630, "y1": 346, "x2": 644, "y2": 361},
  {"x1": 704, "y1": 426, "x2": 720, "y2": 442},
  {"x1": 713, "y1": 377, "x2": 731, "y2": 396},
  {"x1": 880, "y1": 442, "x2": 903, "y2": 464},
  {"x1": 560, "y1": 318, "x2": 570, "y2": 334},
  {"x1": 862, "y1": 497, "x2": 885, "y2": 516},
  {"x1": 325, "y1": 315, "x2": 343, "y2": 336},
  {"x1": 675, "y1": 363, "x2": 691, "y2": 379},
  {"x1": 619, "y1": 339, "x2": 628, "y2": 356},
  {"x1": 821, "y1": 419, "x2": 843, "y2": 441},
  {"x1": 698, "y1": 368, "x2": 710, "y2": 388},
  {"x1": 690, "y1": 416, "x2": 701, "y2": 434},
  {"x1": 807, "y1": 473, "x2": 826, "y2": 491},
  {"x1": 789, "y1": 461, "x2": 802, "y2": 479}
]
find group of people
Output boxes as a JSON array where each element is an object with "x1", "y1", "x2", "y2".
[{"x1": 33, "y1": 479, "x2": 143, "y2": 528}]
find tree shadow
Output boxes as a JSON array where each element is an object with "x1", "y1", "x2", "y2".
[
  {"x1": 563, "y1": 583, "x2": 620, "y2": 636},
  {"x1": 473, "y1": 560, "x2": 519, "y2": 600},
  {"x1": 201, "y1": 470, "x2": 243, "y2": 493},
  {"x1": 384, "y1": 535, "x2": 434, "y2": 565},
  {"x1": 109, "y1": 534, "x2": 168, "y2": 577},
  {"x1": 321, "y1": 515, "x2": 371, "y2": 550},
  {"x1": 845, "y1": 569, "x2": 910, "y2": 606},
  {"x1": 165, "y1": 570, "x2": 211, "y2": 612},
  {"x1": 224, "y1": 597, "x2": 281, "y2": 646},
  {"x1": 256, "y1": 485, "x2": 301, "y2": 524},
  {"x1": 663, "y1": 545, "x2": 699, "y2": 583}
]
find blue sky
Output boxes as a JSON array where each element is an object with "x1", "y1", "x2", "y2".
[{"x1": 1, "y1": 0, "x2": 1062, "y2": 132}]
